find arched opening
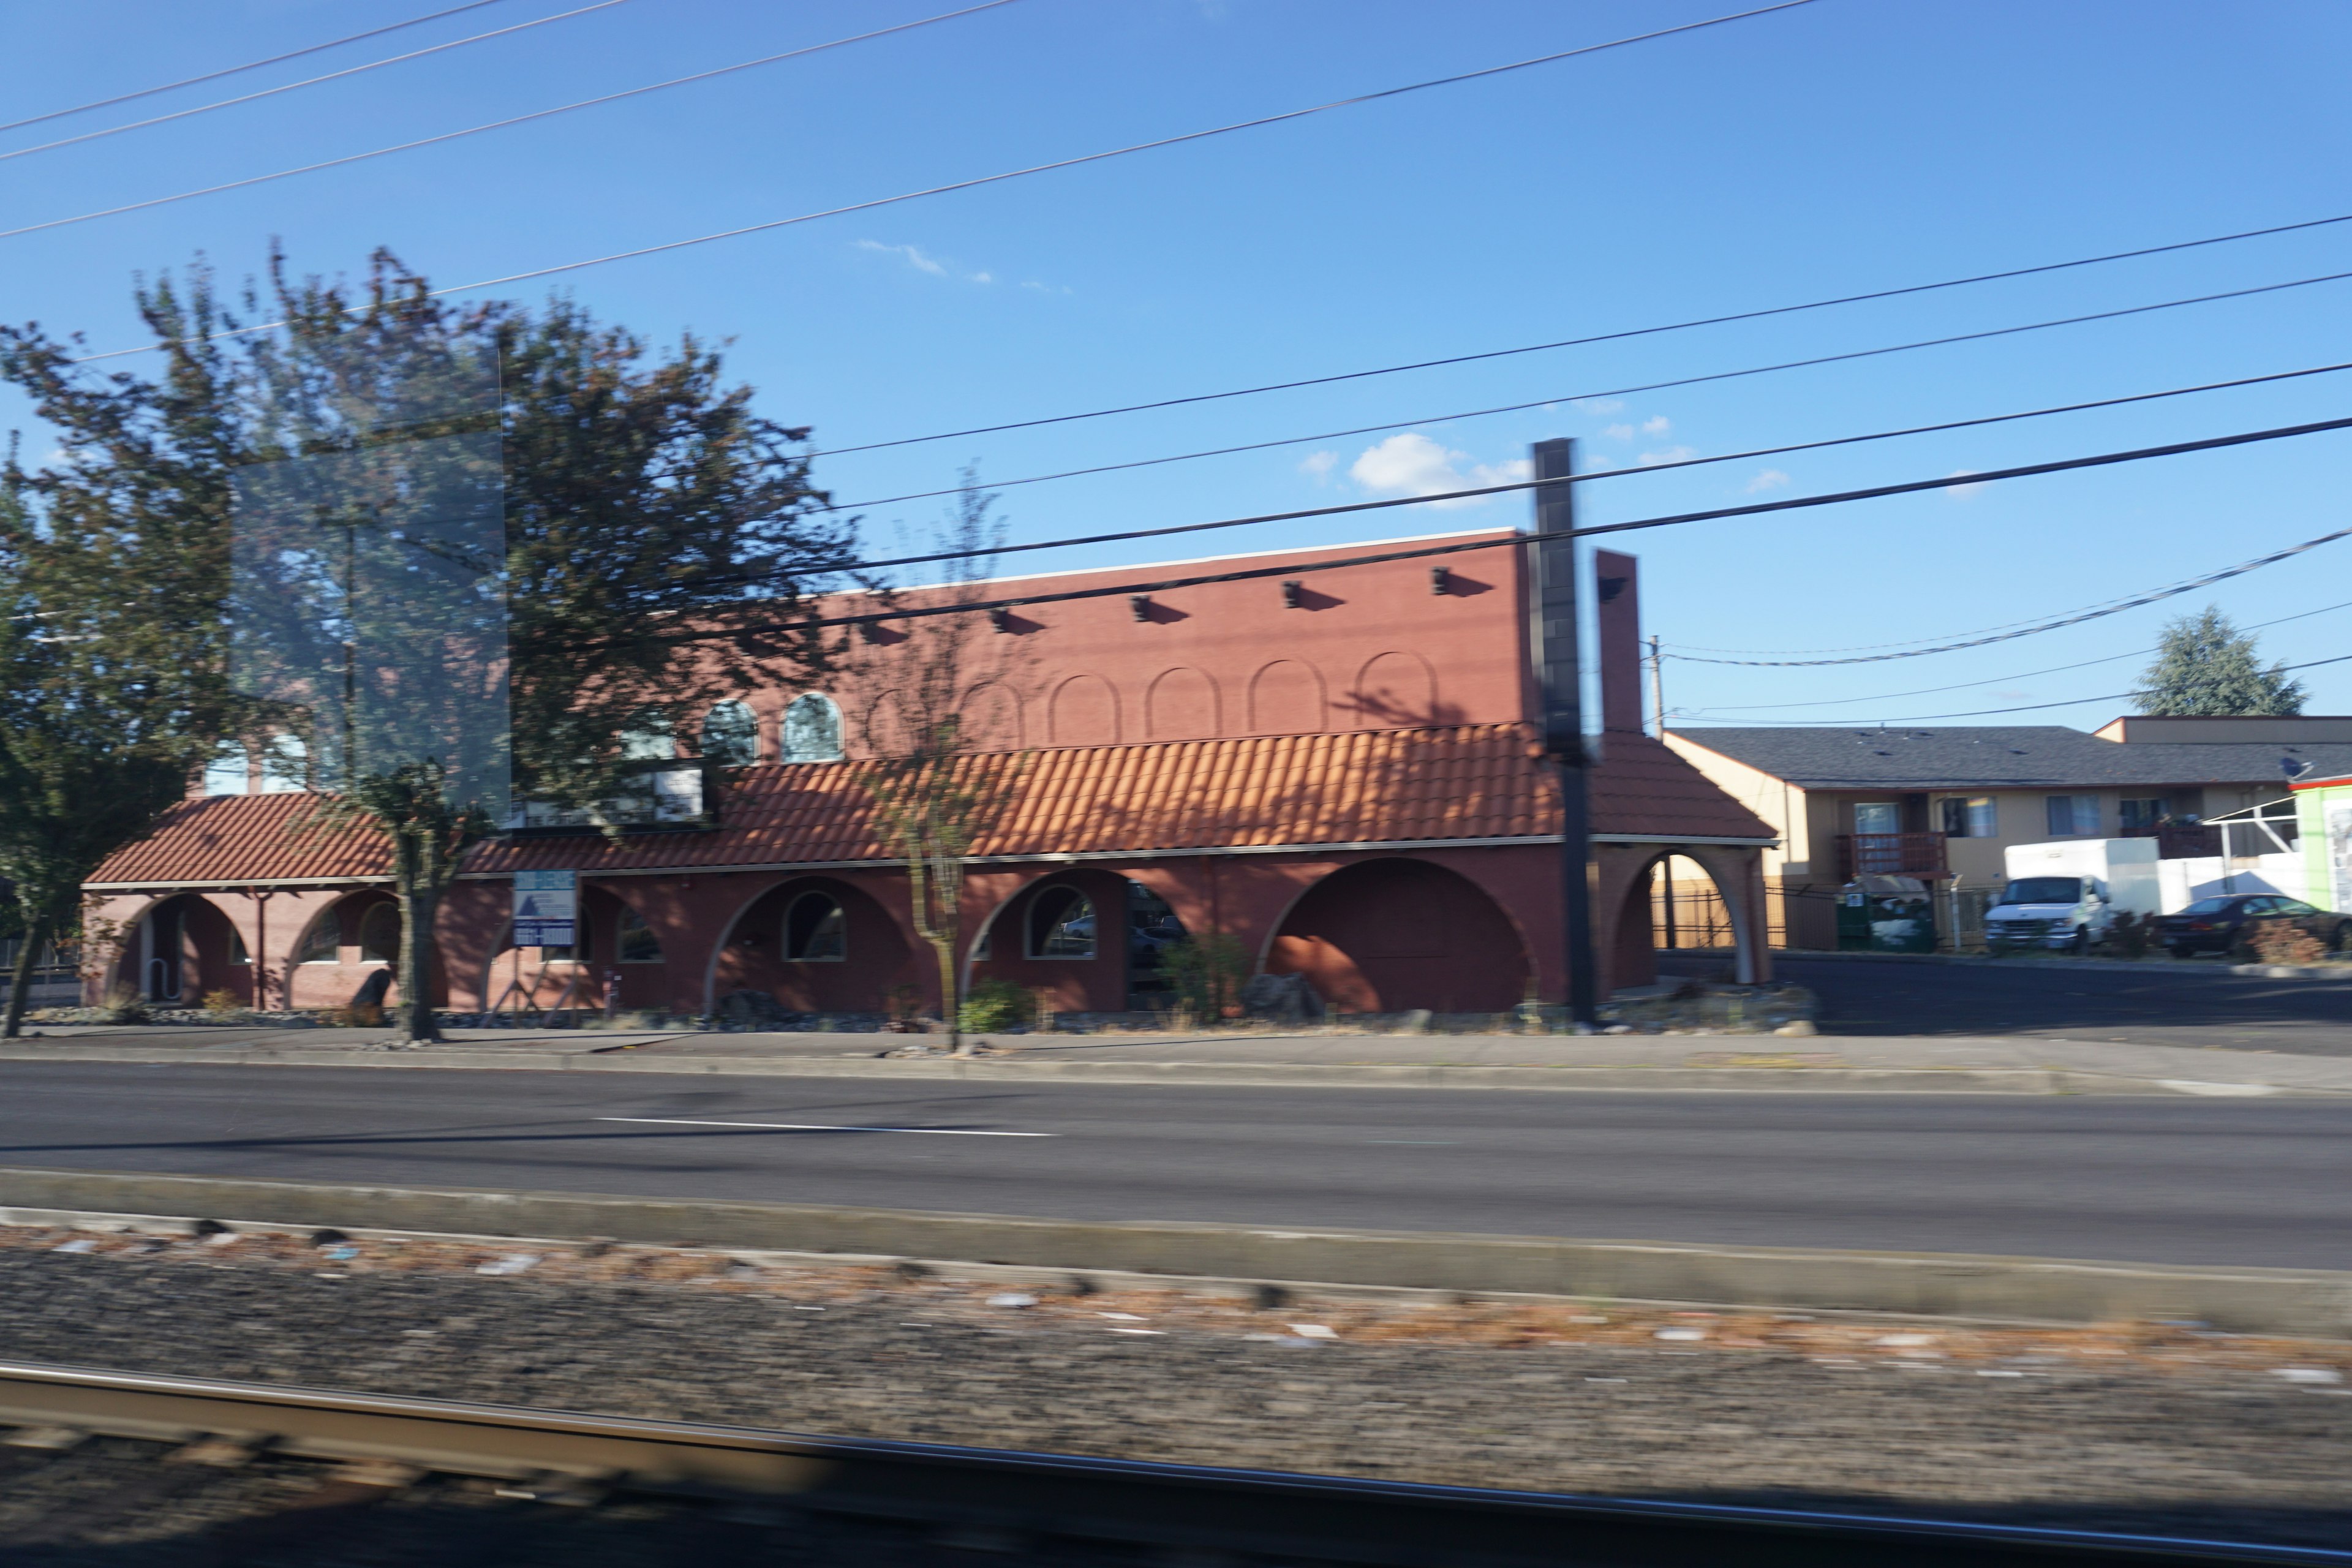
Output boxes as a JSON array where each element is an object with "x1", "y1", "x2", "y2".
[
  {"x1": 710, "y1": 876, "x2": 916, "y2": 1017},
  {"x1": 968, "y1": 873, "x2": 1193, "y2": 1018},
  {"x1": 701, "y1": 701, "x2": 759, "y2": 766},
  {"x1": 1268, "y1": 858, "x2": 1528, "y2": 1015},
  {"x1": 277, "y1": 889, "x2": 420, "y2": 1009},
  {"x1": 1651, "y1": 853, "x2": 1737, "y2": 952},
  {"x1": 359, "y1": 903, "x2": 401, "y2": 965},
  {"x1": 782, "y1": 693, "x2": 845, "y2": 762},
  {"x1": 127, "y1": 894, "x2": 251, "y2": 1005},
  {"x1": 1027, "y1": 886, "x2": 1096, "y2": 958}
]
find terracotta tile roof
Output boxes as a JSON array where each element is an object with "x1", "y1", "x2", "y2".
[
  {"x1": 89, "y1": 725, "x2": 1774, "y2": 888},
  {"x1": 87, "y1": 792, "x2": 392, "y2": 887}
]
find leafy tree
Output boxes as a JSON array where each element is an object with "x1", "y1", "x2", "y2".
[
  {"x1": 0, "y1": 276, "x2": 244, "y2": 1037},
  {"x1": 2, "y1": 247, "x2": 850, "y2": 1042},
  {"x1": 2132, "y1": 605, "x2": 2305, "y2": 717},
  {"x1": 858, "y1": 478, "x2": 1029, "y2": 1057}
]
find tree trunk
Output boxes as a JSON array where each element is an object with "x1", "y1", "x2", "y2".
[
  {"x1": 391, "y1": 829, "x2": 444, "y2": 1044},
  {"x1": 937, "y1": 932, "x2": 965, "y2": 1057},
  {"x1": 1, "y1": 908, "x2": 49, "y2": 1039}
]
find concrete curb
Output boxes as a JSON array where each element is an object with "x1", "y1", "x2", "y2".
[
  {"x1": 1, "y1": 1042, "x2": 2344, "y2": 1097},
  {"x1": 2, "y1": 1164, "x2": 2345, "y2": 1339},
  {"x1": 1771, "y1": 950, "x2": 2352, "y2": 980}
]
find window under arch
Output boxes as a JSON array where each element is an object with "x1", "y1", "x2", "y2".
[
  {"x1": 782, "y1": 693, "x2": 844, "y2": 763},
  {"x1": 617, "y1": 904, "x2": 665, "y2": 963},
  {"x1": 701, "y1": 701, "x2": 759, "y2": 767},
  {"x1": 359, "y1": 903, "x2": 401, "y2": 965},
  {"x1": 295, "y1": 912, "x2": 341, "y2": 965},
  {"x1": 1027, "y1": 886, "x2": 1096, "y2": 959},
  {"x1": 784, "y1": 892, "x2": 847, "y2": 961}
]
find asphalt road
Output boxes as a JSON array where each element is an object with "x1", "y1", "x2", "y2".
[
  {"x1": 1, "y1": 1062, "x2": 2346, "y2": 1271},
  {"x1": 1668, "y1": 953, "x2": 2352, "y2": 1055}
]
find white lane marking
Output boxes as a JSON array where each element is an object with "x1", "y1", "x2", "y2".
[
  {"x1": 597, "y1": 1115, "x2": 1056, "y2": 1138},
  {"x1": 2155, "y1": 1080, "x2": 2282, "y2": 1097}
]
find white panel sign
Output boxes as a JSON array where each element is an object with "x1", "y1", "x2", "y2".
[{"x1": 513, "y1": 869, "x2": 577, "y2": 948}]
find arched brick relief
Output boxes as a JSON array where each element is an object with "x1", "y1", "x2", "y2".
[
  {"x1": 1145, "y1": 666, "x2": 1219, "y2": 740},
  {"x1": 861, "y1": 689, "x2": 910, "y2": 756},
  {"x1": 1266, "y1": 856, "x2": 1528, "y2": 1013},
  {"x1": 962, "y1": 680, "x2": 1025, "y2": 751},
  {"x1": 1349, "y1": 650, "x2": 1438, "y2": 728},
  {"x1": 1049, "y1": 674, "x2": 1120, "y2": 746},
  {"x1": 1247, "y1": 660, "x2": 1324, "y2": 735}
]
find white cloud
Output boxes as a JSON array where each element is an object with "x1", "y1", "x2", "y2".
[
  {"x1": 1603, "y1": 423, "x2": 1635, "y2": 441},
  {"x1": 1641, "y1": 415, "x2": 1671, "y2": 436},
  {"x1": 1298, "y1": 450, "x2": 1340, "y2": 483},
  {"x1": 1020, "y1": 279, "x2": 1073, "y2": 295},
  {"x1": 1637, "y1": 446, "x2": 1697, "y2": 467},
  {"x1": 856, "y1": 239, "x2": 997, "y2": 285},
  {"x1": 1348, "y1": 433, "x2": 1530, "y2": 508},
  {"x1": 1572, "y1": 398, "x2": 1625, "y2": 414},
  {"x1": 1944, "y1": 469, "x2": 1988, "y2": 499},
  {"x1": 1744, "y1": 468, "x2": 1791, "y2": 493}
]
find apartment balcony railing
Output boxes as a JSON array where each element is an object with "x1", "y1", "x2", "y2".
[
  {"x1": 1836, "y1": 832, "x2": 1949, "y2": 880},
  {"x1": 2119, "y1": 823, "x2": 2221, "y2": 859}
]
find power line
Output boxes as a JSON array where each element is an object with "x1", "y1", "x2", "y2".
[
  {"x1": 1673, "y1": 650, "x2": 2352, "y2": 726},
  {"x1": 808, "y1": 210, "x2": 2352, "y2": 461},
  {"x1": 1674, "y1": 598, "x2": 2352, "y2": 715},
  {"x1": 0, "y1": 0, "x2": 635, "y2": 165},
  {"x1": 619, "y1": 414, "x2": 2352, "y2": 647},
  {"x1": 58, "y1": 2, "x2": 1812, "y2": 362},
  {"x1": 710, "y1": 358, "x2": 2352, "y2": 589},
  {"x1": 0, "y1": 0, "x2": 513, "y2": 136},
  {"x1": 1664, "y1": 526, "x2": 2352, "y2": 667},
  {"x1": 7, "y1": 1, "x2": 1023, "y2": 244},
  {"x1": 820, "y1": 339, "x2": 2352, "y2": 516}
]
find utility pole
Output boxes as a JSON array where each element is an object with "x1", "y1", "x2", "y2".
[
  {"x1": 1527, "y1": 439, "x2": 1599, "y2": 1030},
  {"x1": 1646, "y1": 634, "x2": 1666, "y2": 735}
]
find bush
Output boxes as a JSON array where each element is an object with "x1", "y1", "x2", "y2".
[
  {"x1": 1161, "y1": 932, "x2": 1250, "y2": 1023},
  {"x1": 2248, "y1": 922, "x2": 2326, "y2": 965},
  {"x1": 2104, "y1": 911, "x2": 2152, "y2": 960},
  {"x1": 99, "y1": 982, "x2": 149, "y2": 1024},
  {"x1": 199, "y1": 989, "x2": 246, "y2": 1020},
  {"x1": 958, "y1": 978, "x2": 1031, "y2": 1033},
  {"x1": 328, "y1": 1001, "x2": 385, "y2": 1028}
]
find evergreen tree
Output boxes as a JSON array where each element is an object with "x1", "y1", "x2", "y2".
[{"x1": 2132, "y1": 606, "x2": 2305, "y2": 716}]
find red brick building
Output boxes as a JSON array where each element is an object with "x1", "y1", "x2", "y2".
[{"x1": 83, "y1": 530, "x2": 1776, "y2": 1022}]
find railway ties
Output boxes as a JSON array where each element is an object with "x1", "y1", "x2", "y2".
[{"x1": 0, "y1": 1359, "x2": 2334, "y2": 1566}]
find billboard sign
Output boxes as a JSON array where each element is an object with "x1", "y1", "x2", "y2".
[{"x1": 513, "y1": 870, "x2": 577, "y2": 948}]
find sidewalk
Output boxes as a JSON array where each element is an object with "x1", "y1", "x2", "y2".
[{"x1": 7, "y1": 1023, "x2": 2350, "y2": 1096}]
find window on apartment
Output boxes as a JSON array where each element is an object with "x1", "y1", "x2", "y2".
[
  {"x1": 701, "y1": 701, "x2": 759, "y2": 767},
  {"x1": 2046, "y1": 794, "x2": 2100, "y2": 835},
  {"x1": 617, "y1": 905, "x2": 665, "y2": 963},
  {"x1": 782, "y1": 693, "x2": 845, "y2": 763},
  {"x1": 1028, "y1": 886, "x2": 1096, "y2": 959},
  {"x1": 1853, "y1": 802, "x2": 1900, "y2": 835},
  {"x1": 1938, "y1": 797, "x2": 1997, "y2": 837},
  {"x1": 2119, "y1": 797, "x2": 2169, "y2": 832},
  {"x1": 358, "y1": 903, "x2": 401, "y2": 965},
  {"x1": 784, "y1": 892, "x2": 847, "y2": 961},
  {"x1": 619, "y1": 712, "x2": 676, "y2": 762},
  {"x1": 202, "y1": 743, "x2": 249, "y2": 797}
]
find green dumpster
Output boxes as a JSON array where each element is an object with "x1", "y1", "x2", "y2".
[{"x1": 1836, "y1": 874, "x2": 1938, "y2": 954}]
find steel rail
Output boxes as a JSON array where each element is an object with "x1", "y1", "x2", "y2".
[{"x1": 0, "y1": 1358, "x2": 2334, "y2": 1566}]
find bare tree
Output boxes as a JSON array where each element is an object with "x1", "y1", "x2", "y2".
[{"x1": 858, "y1": 477, "x2": 1030, "y2": 1057}]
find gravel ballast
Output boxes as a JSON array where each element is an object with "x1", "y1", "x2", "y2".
[{"x1": 0, "y1": 1226, "x2": 2346, "y2": 1551}]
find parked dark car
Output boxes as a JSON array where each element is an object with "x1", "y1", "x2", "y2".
[{"x1": 2154, "y1": 894, "x2": 2351, "y2": 959}]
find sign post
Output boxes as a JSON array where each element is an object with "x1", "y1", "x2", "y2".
[
  {"x1": 512, "y1": 870, "x2": 577, "y2": 950},
  {"x1": 1527, "y1": 439, "x2": 1600, "y2": 1030}
]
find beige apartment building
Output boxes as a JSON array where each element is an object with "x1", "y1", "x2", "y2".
[{"x1": 1662, "y1": 718, "x2": 2352, "y2": 950}]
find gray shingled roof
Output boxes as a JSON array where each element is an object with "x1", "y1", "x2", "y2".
[{"x1": 1666, "y1": 726, "x2": 2352, "y2": 790}]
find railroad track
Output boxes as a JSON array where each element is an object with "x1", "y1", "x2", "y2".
[{"x1": 0, "y1": 1359, "x2": 2338, "y2": 1566}]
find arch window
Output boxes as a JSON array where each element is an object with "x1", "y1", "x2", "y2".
[
  {"x1": 1027, "y1": 886, "x2": 1096, "y2": 959},
  {"x1": 782, "y1": 693, "x2": 844, "y2": 763},
  {"x1": 202, "y1": 744, "x2": 250, "y2": 797},
  {"x1": 295, "y1": 913, "x2": 341, "y2": 965},
  {"x1": 617, "y1": 905, "x2": 665, "y2": 963},
  {"x1": 228, "y1": 925, "x2": 251, "y2": 965},
  {"x1": 784, "y1": 892, "x2": 847, "y2": 961},
  {"x1": 359, "y1": 904, "x2": 401, "y2": 965},
  {"x1": 701, "y1": 701, "x2": 759, "y2": 767}
]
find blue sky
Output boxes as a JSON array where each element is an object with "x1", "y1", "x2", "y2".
[{"x1": 6, "y1": 0, "x2": 2350, "y2": 727}]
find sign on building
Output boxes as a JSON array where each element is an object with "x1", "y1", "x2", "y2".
[{"x1": 513, "y1": 870, "x2": 576, "y2": 948}]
